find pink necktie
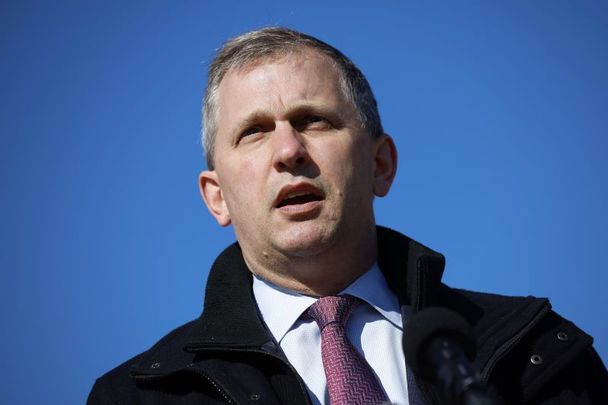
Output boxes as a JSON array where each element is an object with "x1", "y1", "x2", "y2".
[{"x1": 306, "y1": 295, "x2": 389, "y2": 405}]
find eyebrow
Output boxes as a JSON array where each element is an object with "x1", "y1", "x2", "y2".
[
  {"x1": 234, "y1": 110, "x2": 270, "y2": 131},
  {"x1": 289, "y1": 103, "x2": 338, "y2": 119},
  {"x1": 231, "y1": 103, "x2": 343, "y2": 137}
]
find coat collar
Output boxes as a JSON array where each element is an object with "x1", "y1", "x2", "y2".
[
  {"x1": 184, "y1": 226, "x2": 446, "y2": 350},
  {"x1": 132, "y1": 225, "x2": 573, "y2": 405}
]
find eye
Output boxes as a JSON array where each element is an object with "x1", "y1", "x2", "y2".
[
  {"x1": 306, "y1": 116, "x2": 327, "y2": 125},
  {"x1": 242, "y1": 126, "x2": 261, "y2": 137},
  {"x1": 237, "y1": 126, "x2": 264, "y2": 143},
  {"x1": 294, "y1": 115, "x2": 332, "y2": 131}
]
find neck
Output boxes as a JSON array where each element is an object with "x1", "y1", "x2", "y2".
[{"x1": 241, "y1": 225, "x2": 378, "y2": 297}]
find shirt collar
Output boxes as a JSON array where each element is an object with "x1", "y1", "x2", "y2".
[
  {"x1": 252, "y1": 263, "x2": 402, "y2": 344},
  {"x1": 342, "y1": 263, "x2": 403, "y2": 329}
]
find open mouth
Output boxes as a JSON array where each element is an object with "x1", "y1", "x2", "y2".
[
  {"x1": 277, "y1": 191, "x2": 323, "y2": 208},
  {"x1": 274, "y1": 184, "x2": 325, "y2": 209}
]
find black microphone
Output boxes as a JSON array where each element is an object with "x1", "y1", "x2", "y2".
[{"x1": 404, "y1": 307, "x2": 494, "y2": 405}]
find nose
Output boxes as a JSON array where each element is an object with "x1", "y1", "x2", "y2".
[{"x1": 271, "y1": 122, "x2": 309, "y2": 171}]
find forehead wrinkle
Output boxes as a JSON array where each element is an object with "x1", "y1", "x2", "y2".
[
  {"x1": 239, "y1": 52, "x2": 342, "y2": 102},
  {"x1": 233, "y1": 109, "x2": 273, "y2": 132},
  {"x1": 236, "y1": 100, "x2": 344, "y2": 128},
  {"x1": 226, "y1": 86, "x2": 339, "y2": 127},
  {"x1": 217, "y1": 51, "x2": 351, "y2": 140}
]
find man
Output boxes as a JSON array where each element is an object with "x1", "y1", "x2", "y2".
[{"x1": 88, "y1": 27, "x2": 607, "y2": 404}]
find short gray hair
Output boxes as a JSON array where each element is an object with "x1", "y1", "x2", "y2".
[{"x1": 202, "y1": 27, "x2": 383, "y2": 169}]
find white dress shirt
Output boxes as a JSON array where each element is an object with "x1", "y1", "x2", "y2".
[{"x1": 253, "y1": 264, "x2": 410, "y2": 405}]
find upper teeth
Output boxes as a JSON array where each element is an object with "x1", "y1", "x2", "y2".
[{"x1": 285, "y1": 191, "x2": 310, "y2": 199}]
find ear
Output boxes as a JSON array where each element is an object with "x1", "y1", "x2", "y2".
[
  {"x1": 199, "y1": 170, "x2": 231, "y2": 226},
  {"x1": 372, "y1": 134, "x2": 398, "y2": 197}
]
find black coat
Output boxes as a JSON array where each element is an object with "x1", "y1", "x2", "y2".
[{"x1": 88, "y1": 227, "x2": 608, "y2": 404}]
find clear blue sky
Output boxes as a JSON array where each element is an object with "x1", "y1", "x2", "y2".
[{"x1": 1, "y1": 1, "x2": 607, "y2": 403}]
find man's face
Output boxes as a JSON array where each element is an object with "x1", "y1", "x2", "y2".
[{"x1": 200, "y1": 50, "x2": 394, "y2": 262}]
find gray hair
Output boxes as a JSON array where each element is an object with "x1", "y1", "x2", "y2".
[{"x1": 202, "y1": 27, "x2": 383, "y2": 169}]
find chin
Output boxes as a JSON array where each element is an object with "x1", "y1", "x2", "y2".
[{"x1": 273, "y1": 224, "x2": 338, "y2": 258}]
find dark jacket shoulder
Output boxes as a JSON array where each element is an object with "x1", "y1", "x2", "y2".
[
  {"x1": 88, "y1": 321, "x2": 198, "y2": 405},
  {"x1": 88, "y1": 228, "x2": 608, "y2": 404}
]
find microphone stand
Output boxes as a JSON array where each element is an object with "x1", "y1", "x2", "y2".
[
  {"x1": 404, "y1": 307, "x2": 496, "y2": 405},
  {"x1": 427, "y1": 337, "x2": 494, "y2": 405}
]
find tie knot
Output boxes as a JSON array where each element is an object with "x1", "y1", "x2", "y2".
[{"x1": 306, "y1": 295, "x2": 361, "y2": 330}]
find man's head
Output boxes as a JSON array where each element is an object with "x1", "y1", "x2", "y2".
[
  {"x1": 199, "y1": 27, "x2": 397, "y2": 295},
  {"x1": 202, "y1": 27, "x2": 384, "y2": 170}
]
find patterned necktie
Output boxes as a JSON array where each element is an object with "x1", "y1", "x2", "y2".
[{"x1": 306, "y1": 295, "x2": 389, "y2": 405}]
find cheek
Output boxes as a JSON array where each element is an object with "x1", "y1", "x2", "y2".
[
  {"x1": 239, "y1": 159, "x2": 267, "y2": 194},
  {"x1": 343, "y1": 145, "x2": 376, "y2": 194},
  {"x1": 221, "y1": 159, "x2": 265, "y2": 206}
]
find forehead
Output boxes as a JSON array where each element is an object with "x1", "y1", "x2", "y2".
[
  {"x1": 224, "y1": 48, "x2": 341, "y2": 88},
  {"x1": 217, "y1": 50, "x2": 346, "y2": 112}
]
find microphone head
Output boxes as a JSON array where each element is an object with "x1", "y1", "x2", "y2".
[{"x1": 404, "y1": 307, "x2": 476, "y2": 378}]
